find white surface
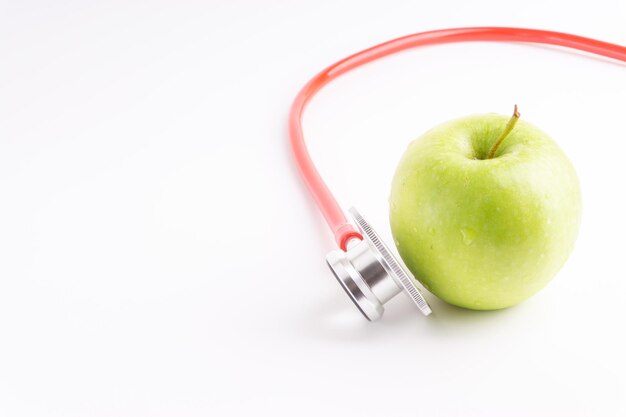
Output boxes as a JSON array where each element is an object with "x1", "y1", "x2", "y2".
[{"x1": 1, "y1": 1, "x2": 625, "y2": 416}]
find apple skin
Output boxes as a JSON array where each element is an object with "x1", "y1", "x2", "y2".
[{"x1": 389, "y1": 113, "x2": 581, "y2": 310}]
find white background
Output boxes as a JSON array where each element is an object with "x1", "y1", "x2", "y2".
[{"x1": 1, "y1": 1, "x2": 625, "y2": 416}]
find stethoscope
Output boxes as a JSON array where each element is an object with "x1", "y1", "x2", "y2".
[{"x1": 289, "y1": 27, "x2": 626, "y2": 321}]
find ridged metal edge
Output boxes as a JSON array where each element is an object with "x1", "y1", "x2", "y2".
[{"x1": 349, "y1": 207, "x2": 432, "y2": 316}]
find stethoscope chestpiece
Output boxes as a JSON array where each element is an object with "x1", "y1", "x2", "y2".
[{"x1": 326, "y1": 207, "x2": 432, "y2": 321}]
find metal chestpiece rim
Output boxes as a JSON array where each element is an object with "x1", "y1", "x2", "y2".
[{"x1": 326, "y1": 207, "x2": 432, "y2": 321}]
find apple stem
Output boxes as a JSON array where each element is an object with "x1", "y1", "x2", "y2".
[{"x1": 486, "y1": 105, "x2": 521, "y2": 159}]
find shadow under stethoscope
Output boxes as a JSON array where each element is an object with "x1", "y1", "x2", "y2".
[{"x1": 302, "y1": 290, "x2": 526, "y2": 342}]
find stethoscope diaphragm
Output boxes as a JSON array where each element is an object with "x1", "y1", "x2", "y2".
[{"x1": 326, "y1": 208, "x2": 431, "y2": 321}]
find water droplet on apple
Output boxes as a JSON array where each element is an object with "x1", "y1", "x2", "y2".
[{"x1": 460, "y1": 228, "x2": 477, "y2": 245}]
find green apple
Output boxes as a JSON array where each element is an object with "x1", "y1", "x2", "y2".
[{"x1": 389, "y1": 107, "x2": 581, "y2": 310}]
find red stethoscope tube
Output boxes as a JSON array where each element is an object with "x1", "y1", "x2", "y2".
[{"x1": 289, "y1": 27, "x2": 626, "y2": 251}]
